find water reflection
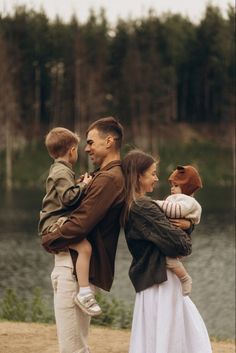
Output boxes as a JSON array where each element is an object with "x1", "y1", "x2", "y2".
[{"x1": 0, "y1": 187, "x2": 234, "y2": 339}]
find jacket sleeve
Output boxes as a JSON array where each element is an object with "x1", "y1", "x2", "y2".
[
  {"x1": 57, "y1": 173, "x2": 122, "y2": 241},
  {"x1": 132, "y1": 199, "x2": 192, "y2": 257},
  {"x1": 155, "y1": 199, "x2": 183, "y2": 219},
  {"x1": 53, "y1": 169, "x2": 86, "y2": 207},
  {"x1": 156, "y1": 196, "x2": 202, "y2": 224}
]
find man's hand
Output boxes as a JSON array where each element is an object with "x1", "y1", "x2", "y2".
[
  {"x1": 48, "y1": 216, "x2": 68, "y2": 232},
  {"x1": 169, "y1": 218, "x2": 191, "y2": 230}
]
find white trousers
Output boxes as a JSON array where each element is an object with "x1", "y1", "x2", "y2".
[{"x1": 51, "y1": 266, "x2": 91, "y2": 353}]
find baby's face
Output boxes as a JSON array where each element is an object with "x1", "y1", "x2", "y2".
[{"x1": 170, "y1": 183, "x2": 182, "y2": 194}]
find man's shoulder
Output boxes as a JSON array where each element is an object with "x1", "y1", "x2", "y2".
[
  {"x1": 95, "y1": 163, "x2": 124, "y2": 183},
  {"x1": 85, "y1": 164, "x2": 124, "y2": 198}
]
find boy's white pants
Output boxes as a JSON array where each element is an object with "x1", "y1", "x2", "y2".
[{"x1": 51, "y1": 265, "x2": 91, "y2": 353}]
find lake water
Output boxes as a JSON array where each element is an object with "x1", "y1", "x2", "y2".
[{"x1": 0, "y1": 186, "x2": 234, "y2": 339}]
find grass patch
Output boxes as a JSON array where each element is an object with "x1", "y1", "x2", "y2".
[
  {"x1": 0, "y1": 288, "x2": 132, "y2": 328},
  {"x1": 157, "y1": 141, "x2": 233, "y2": 186},
  {"x1": 91, "y1": 292, "x2": 132, "y2": 329},
  {"x1": 0, "y1": 288, "x2": 53, "y2": 323}
]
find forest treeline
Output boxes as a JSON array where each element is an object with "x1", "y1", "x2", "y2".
[{"x1": 0, "y1": 5, "x2": 234, "y2": 144}]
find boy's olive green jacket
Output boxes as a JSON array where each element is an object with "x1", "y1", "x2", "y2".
[
  {"x1": 124, "y1": 197, "x2": 192, "y2": 292},
  {"x1": 41, "y1": 160, "x2": 124, "y2": 292}
]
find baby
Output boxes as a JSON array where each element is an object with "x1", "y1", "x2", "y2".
[{"x1": 156, "y1": 165, "x2": 202, "y2": 296}]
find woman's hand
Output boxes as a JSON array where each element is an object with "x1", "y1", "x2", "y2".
[{"x1": 169, "y1": 218, "x2": 191, "y2": 230}]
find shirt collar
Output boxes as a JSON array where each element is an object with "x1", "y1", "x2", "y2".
[
  {"x1": 54, "y1": 159, "x2": 73, "y2": 170},
  {"x1": 92, "y1": 160, "x2": 121, "y2": 176}
]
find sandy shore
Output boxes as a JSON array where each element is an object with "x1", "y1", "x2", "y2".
[{"x1": 0, "y1": 322, "x2": 234, "y2": 353}]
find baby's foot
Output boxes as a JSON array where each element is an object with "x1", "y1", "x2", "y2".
[{"x1": 180, "y1": 274, "x2": 192, "y2": 296}]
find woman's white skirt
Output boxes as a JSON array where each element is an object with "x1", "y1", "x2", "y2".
[{"x1": 129, "y1": 270, "x2": 212, "y2": 353}]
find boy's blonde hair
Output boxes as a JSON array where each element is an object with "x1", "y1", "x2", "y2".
[{"x1": 45, "y1": 127, "x2": 80, "y2": 159}]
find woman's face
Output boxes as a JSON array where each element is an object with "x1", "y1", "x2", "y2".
[{"x1": 139, "y1": 163, "x2": 158, "y2": 195}]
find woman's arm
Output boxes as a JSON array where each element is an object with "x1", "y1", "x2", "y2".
[
  {"x1": 169, "y1": 218, "x2": 191, "y2": 230},
  {"x1": 132, "y1": 199, "x2": 192, "y2": 257}
]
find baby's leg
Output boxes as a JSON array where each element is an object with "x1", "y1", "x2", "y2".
[
  {"x1": 166, "y1": 257, "x2": 192, "y2": 296},
  {"x1": 69, "y1": 240, "x2": 102, "y2": 316}
]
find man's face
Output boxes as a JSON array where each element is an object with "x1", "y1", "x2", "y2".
[{"x1": 85, "y1": 128, "x2": 108, "y2": 166}]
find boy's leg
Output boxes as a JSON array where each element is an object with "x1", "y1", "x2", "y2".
[
  {"x1": 166, "y1": 257, "x2": 192, "y2": 296},
  {"x1": 51, "y1": 265, "x2": 91, "y2": 353},
  {"x1": 69, "y1": 240, "x2": 102, "y2": 316},
  {"x1": 70, "y1": 239, "x2": 92, "y2": 287}
]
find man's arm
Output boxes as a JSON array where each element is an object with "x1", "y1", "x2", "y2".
[{"x1": 58, "y1": 173, "x2": 122, "y2": 241}]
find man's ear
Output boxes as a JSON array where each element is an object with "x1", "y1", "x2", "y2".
[{"x1": 106, "y1": 135, "x2": 114, "y2": 148}]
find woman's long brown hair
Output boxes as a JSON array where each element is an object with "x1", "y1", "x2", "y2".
[{"x1": 121, "y1": 149, "x2": 157, "y2": 225}]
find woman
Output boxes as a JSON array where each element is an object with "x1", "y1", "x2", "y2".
[{"x1": 122, "y1": 150, "x2": 212, "y2": 353}]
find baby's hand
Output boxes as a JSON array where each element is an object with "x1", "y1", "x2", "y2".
[{"x1": 82, "y1": 172, "x2": 92, "y2": 185}]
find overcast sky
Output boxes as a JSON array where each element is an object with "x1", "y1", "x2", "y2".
[{"x1": 0, "y1": 0, "x2": 232, "y2": 23}]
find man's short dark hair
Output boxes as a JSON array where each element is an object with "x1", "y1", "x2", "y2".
[{"x1": 86, "y1": 116, "x2": 124, "y2": 149}]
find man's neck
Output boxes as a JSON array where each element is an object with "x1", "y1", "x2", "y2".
[{"x1": 100, "y1": 152, "x2": 121, "y2": 169}]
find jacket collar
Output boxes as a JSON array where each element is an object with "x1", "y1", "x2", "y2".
[
  {"x1": 92, "y1": 160, "x2": 121, "y2": 176},
  {"x1": 54, "y1": 159, "x2": 73, "y2": 170},
  {"x1": 101, "y1": 160, "x2": 121, "y2": 171}
]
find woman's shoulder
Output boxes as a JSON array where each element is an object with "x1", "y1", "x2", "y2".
[{"x1": 131, "y1": 196, "x2": 162, "y2": 215}]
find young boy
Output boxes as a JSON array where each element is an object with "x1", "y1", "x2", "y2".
[
  {"x1": 156, "y1": 165, "x2": 202, "y2": 296},
  {"x1": 38, "y1": 127, "x2": 102, "y2": 316}
]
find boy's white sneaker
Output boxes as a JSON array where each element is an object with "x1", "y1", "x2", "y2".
[{"x1": 74, "y1": 293, "x2": 102, "y2": 316}]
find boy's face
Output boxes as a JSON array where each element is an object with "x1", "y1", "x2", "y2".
[
  {"x1": 85, "y1": 128, "x2": 108, "y2": 167},
  {"x1": 170, "y1": 182, "x2": 182, "y2": 194}
]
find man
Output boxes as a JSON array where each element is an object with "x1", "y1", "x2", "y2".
[{"x1": 42, "y1": 117, "x2": 124, "y2": 353}]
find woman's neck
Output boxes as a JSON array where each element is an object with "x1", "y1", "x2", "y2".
[{"x1": 135, "y1": 191, "x2": 146, "y2": 198}]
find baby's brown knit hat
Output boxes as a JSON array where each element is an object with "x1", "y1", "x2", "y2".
[{"x1": 168, "y1": 165, "x2": 203, "y2": 196}]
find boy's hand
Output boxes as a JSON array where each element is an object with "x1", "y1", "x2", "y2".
[
  {"x1": 169, "y1": 218, "x2": 191, "y2": 230},
  {"x1": 76, "y1": 176, "x2": 84, "y2": 183},
  {"x1": 77, "y1": 172, "x2": 92, "y2": 184}
]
